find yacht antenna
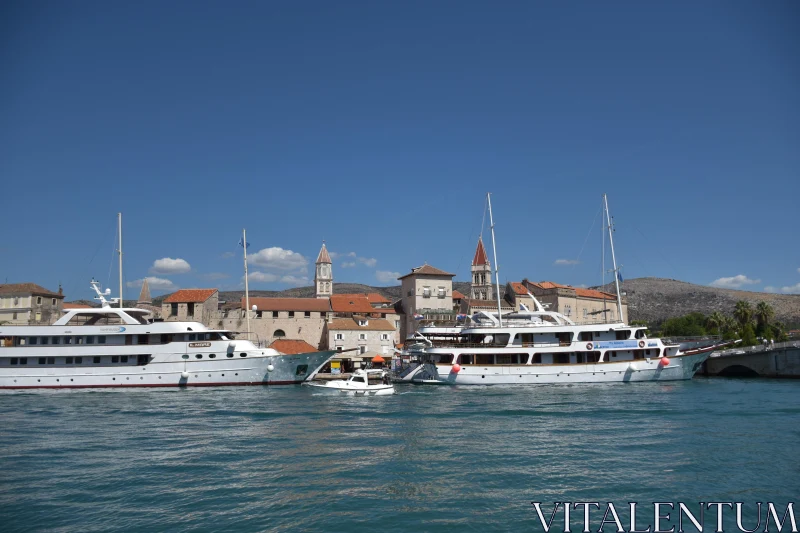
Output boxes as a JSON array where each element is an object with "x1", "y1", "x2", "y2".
[
  {"x1": 242, "y1": 228, "x2": 251, "y2": 341},
  {"x1": 603, "y1": 194, "x2": 624, "y2": 323},
  {"x1": 118, "y1": 212, "x2": 123, "y2": 308},
  {"x1": 487, "y1": 193, "x2": 503, "y2": 327}
]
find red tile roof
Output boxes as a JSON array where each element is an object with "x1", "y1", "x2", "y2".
[
  {"x1": 398, "y1": 265, "x2": 455, "y2": 279},
  {"x1": 452, "y1": 289, "x2": 466, "y2": 300},
  {"x1": 327, "y1": 318, "x2": 396, "y2": 331},
  {"x1": 575, "y1": 288, "x2": 616, "y2": 300},
  {"x1": 508, "y1": 282, "x2": 528, "y2": 295},
  {"x1": 269, "y1": 339, "x2": 318, "y2": 354},
  {"x1": 473, "y1": 237, "x2": 489, "y2": 266},
  {"x1": 366, "y1": 293, "x2": 391, "y2": 304},
  {"x1": 63, "y1": 303, "x2": 92, "y2": 309},
  {"x1": 0, "y1": 283, "x2": 63, "y2": 297},
  {"x1": 164, "y1": 289, "x2": 218, "y2": 303},
  {"x1": 244, "y1": 297, "x2": 331, "y2": 312},
  {"x1": 330, "y1": 294, "x2": 374, "y2": 314}
]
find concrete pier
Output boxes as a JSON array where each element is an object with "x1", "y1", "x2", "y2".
[{"x1": 703, "y1": 341, "x2": 800, "y2": 378}]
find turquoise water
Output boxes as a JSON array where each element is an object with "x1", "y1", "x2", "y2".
[{"x1": 1, "y1": 378, "x2": 798, "y2": 532}]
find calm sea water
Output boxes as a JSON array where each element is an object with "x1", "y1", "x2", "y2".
[{"x1": 1, "y1": 378, "x2": 798, "y2": 532}]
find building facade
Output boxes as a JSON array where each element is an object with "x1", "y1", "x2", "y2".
[
  {"x1": 398, "y1": 264, "x2": 455, "y2": 340},
  {"x1": 162, "y1": 289, "x2": 219, "y2": 323},
  {"x1": 470, "y1": 237, "x2": 493, "y2": 300},
  {"x1": 314, "y1": 242, "x2": 333, "y2": 299},
  {"x1": 0, "y1": 283, "x2": 64, "y2": 325},
  {"x1": 521, "y1": 279, "x2": 628, "y2": 323}
]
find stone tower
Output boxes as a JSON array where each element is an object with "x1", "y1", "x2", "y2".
[
  {"x1": 137, "y1": 278, "x2": 152, "y2": 305},
  {"x1": 315, "y1": 242, "x2": 333, "y2": 298},
  {"x1": 470, "y1": 237, "x2": 493, "y2": 300}
]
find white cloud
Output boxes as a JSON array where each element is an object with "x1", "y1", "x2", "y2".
[
  {"x1": 710, "y1": 275, "x2": 761, "y2": 289},
  {"x1": 347, "y1": 252, "x2": 356, "y2": 257},
  {"x1": 280, "y1": 275, "x2": 309, "y2": 286},
  {"x1": 554, "y1": 259, "x2": 580, "y2": 266},
  {"x1": 341, "y1": 262, "x2": 356, "y2": 268},
  {"x1": 359, "y1": 257, "x2": 378, "y2": 267},
  {"x1": 376, "y1": 270, "x2": 401, "y2": 283},
  {"x1": 779, "y1": 282, "x2": 800, "y2": 294},
  {"x1": 330, "y1": 251, "x2": 356, "y2": 259},
  {"x1": 126, "y1": 277, "x2": 177, "y2": 290},
  {"x1": 248, "y1": 247, "x2": 308, "y2": 272},
  {"x1": 221, "y1": 251, "x2": 235, "y2": 259},
  {"x1": 150, "y1": 257, "x2": 191, "y2": 275},
  {"x1": 764, "y1": 286, "x2": 778, "y2": 293},
  {"x1": 247, "y1": 272, "x2": 278, "y2": 283}
]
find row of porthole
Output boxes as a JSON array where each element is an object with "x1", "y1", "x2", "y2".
[
  {"x1": 479, "y1": 371, "x2": 628, "y2": 379},
  {"x1": 24, "y1": 372, "x2": 242, "y2": 383},
  {"x1": 184, "y1": 353, "x2": 248, "y2": 360}
]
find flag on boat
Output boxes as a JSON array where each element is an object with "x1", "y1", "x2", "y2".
[
  {"x1": 617, "y1": 272, "x2": 623, "y2": 282},
  {"x1": 238, "y1": 238, "x2": 250, "y2": 249},
  {"x1": 413, "y1": 314, "x2": 424, "y2": 320},
  {"x1": 456, "y1": 314, "x2": 467, "y2": 321}
]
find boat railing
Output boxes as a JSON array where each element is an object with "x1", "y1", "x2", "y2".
[{"x1": 711, "y1": 340, "x2": 800, "y2": 358}]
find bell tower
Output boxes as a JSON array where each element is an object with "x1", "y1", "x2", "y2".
[
  {"x1": 315, "y1": 241, "x2": 333, "y2": 298},
  {"x1": 470, "y1": 237, "x2": 493, "y2": 300}
]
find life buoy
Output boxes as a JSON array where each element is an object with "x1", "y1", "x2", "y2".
[
  {"x1": 638, "y1": 340, "x2": 645, "y2": 348},
  {"x1": 586, "y1": 343, "x2": 593, "y2": 350}
]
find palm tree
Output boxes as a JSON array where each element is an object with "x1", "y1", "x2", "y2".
[
  {"x1": 733, "y1": 300, "x2": 753, "y2": 330},
  {"x1": 706, "y1": 311, "x2": 725, "y2": 336},
  {"x1": 755, "y1": 301, "x2": 775, "y2": 336}
]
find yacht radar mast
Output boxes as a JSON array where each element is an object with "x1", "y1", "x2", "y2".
[{"x1": 90, "y1": 279, "x2": 118, "y2": 309}]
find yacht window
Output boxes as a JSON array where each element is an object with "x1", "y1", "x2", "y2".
[
  {"x1": 93, "y1": 356, "x2": 101, "y2": 364},
  {"x1": 189, "y1": 334, "x2": 196, "y2": 341},
  {"x1": 120, "y1": 356, "x2": 128, "y2": 363},
  {"x1": 66, "y1": 357, "x2": 73, "y2": 364},
  {"x1": 19, "y1": 358, "x2": 27, "y2": 365},
  {"x1": 65, "y1": 337, "x2": 73, "y2": 345},
  {"x1": 39, "y1": 358, "x2": 46, "y2": 365},
  {"x1": 458, "y1": 354, "x2": 474, "y2": 364},
  {"x1": 532, "y1": 354, "x2": 542, "y2": 364},
  {"x1": 240, "y1": 353, "x2": 247, "y2": 357},
  {"x1": 75, "y1": 357, "x2": 83, "y2": 364},
  {"x1": 137, "y1": 335, "x2": 149, "y2": 345},
  {"x1": 52, "y1": 337, "x2": 60, "y2": 345},
  {"x1": 41, "y1": 337, "x2": 48, "y2": 345},
  {"x1": 86, "y1": 336, "x2": 94, "y2": 344},
  {"x1": 196, "y1": 354, "x2": 203, "y2": 359},
  {"x1": 76, "y1": 337, "x2": 84, "y2": 344},
  {"x1": 29, "y1": 337, "x2": 38, "y2": 345},
  {"x1": 554, "y1": 353, "x2": 570, "y2": 364},
  {"x1": 209, "y1": 354, "x2": 216, "y2": 358},
  {"x1": 227, "y1": 353, "x2": 234, "y2": 358},
  {"x1": 295, "y1": 365, "x2": 308, "y2": 376},
  {"x1": 98, "y1": 336, "x2": 106, "y2": 344},
  {"x1": 615, "y1": 330, "x2": 629, "y2": 340},
  {"x1": 112, "y1": 356, "x2": 120, "y2": 363},
  {"x1": 10, "y1": 358, "x2": 18, "y2": 365},
  {"x1": 125, "y1": 336, "x2": 133, "y2": 345},
  {"x1": 47, "y1": 357, "x2": 55, "y2": 364},
  {"x1": 352, "y1": 376, "x2": 366, "y2": 383}
]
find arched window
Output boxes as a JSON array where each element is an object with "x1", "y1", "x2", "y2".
[{"x1": 274, "y1": 329, "x2": 286, "y2": 338}]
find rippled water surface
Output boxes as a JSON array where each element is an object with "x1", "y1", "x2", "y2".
[{"x1": 1, "y1": 378, "x2": 798, "y2": 532}]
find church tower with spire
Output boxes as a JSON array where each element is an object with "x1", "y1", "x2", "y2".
[
  {"x1": 137, "y1": 278, "x2": 152, "y2": 306},
  {"x1": 470, "y1": 237, "x2": 493, "y2": 300},
  {"x1": 315, "y1": 242, "x2": 333, "y2": 298}
]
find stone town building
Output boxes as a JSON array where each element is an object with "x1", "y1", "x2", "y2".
[
  {"x1": 135, "y1": 278, "x2": 161, "y2": 318},
  {"x1": 470, "y1": 237, "x2": 493, "y2": 300},
  {"x1": 314, "y1": 242, "x2": 333, "y2": 299},
  {"x1": 521, "y1": 279, "x2": 628, "y2": 323},
  {"x1": 325, "y1": 317, "x2": 396, "y2": 362},
  {"x1": 229, "y1": 297, "x2": 332, "y2": 348},
  {"x1": 0, "y1": 283, "x2": 64, "y2": 325},
  {"x1": 330, "y1": 294, "x2": 374, "y2": 318},
  {"x1": 397, "y1": 264, "x2": 455, "y2": 340},
  {"x1": 162, "y1": 289, "x2": 219, "y2": 323},
  {"x1": 504, "y1": 282, "x2": 538, "y2": 312},
  {"x1": 269, "y1": 338, "x2": 318, "y2": 355}
]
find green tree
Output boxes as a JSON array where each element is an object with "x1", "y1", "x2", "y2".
[
  {"x1": 720, "y1": 315, "x2": 739, "y2": 341},
  {"x1": 741, "y1": 322, "x2": 757, "y2": 346},
  {"x1": 755, "y1": 301, "x2": 775, "y2": 338},
  {"x1": 706, "y1": 311, "x2": 725, "y2": 336},
  {"x1": 733, "y1": 300, "x2": 753, "y2": 330},
  {"x1": 771, "y1": 321, "x2": 788, "y2": 342}
]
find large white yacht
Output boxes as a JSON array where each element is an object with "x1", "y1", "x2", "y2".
[{"x1": 0, "y1": 281, "x2": 335, "y2": 389}]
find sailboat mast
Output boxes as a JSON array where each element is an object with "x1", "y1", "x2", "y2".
[
  {"x1": 243, "y1": 228, "x2": 251, "y2": 341},
  {"x1": 118, "y1": 212, "x2": 123, "y2": 308},
  {"x1": 487, "y1": 193, "x2": 503, "y2": 327},
  {"x1": 603, "y1": 194, "x2": 624, "y2": 323}
]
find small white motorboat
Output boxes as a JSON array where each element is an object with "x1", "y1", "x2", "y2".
[{"x1": 304, "y1": 368, "x2": 395, "y2": 396}]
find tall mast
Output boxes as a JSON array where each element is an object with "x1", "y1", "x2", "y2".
[
  {"x1": 243, "y1": 228, "x2": 251, "y2": 341},
  {"x1": 603, "y1": 194, "x2": 624, "y2": 323},
  {"x1": 118, "y1": 212, "x2": 123, "y2": 308},
  {"x1": 487, "y1": 193, "x2": 503, "y2": 327}
]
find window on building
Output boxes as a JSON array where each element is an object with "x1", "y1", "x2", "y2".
[
  {"x1": 272, "y1": 311, "x2": 279, "y2": 318},
  {"x1": 335, "y1": 333, "x2": 343, "y2": 340},
  {"x1": 337, "y1": 347, "x2": 343, "y2": 352},
  {"x1": 304, "y1": 311, "x2": 311, "y2": 318},
  {"x1": 381, "y1": 333, "x2": 389, "y2": 341},
  {"x1": 274, "y1": 329, "x2": 286, "y2": 338},
  {"x1": 187, "y1": 303, "x2": 195, "y2": 317},
  {"x1": 422, "y1": 287, "x2": 431, "y2": 298},
  {"x1": 171, "y1": 303, "x2": 178, "y2": 316},
  {"x1": 288, "y1": 311, "x2": 295, "y2": 318},
  {"x1": 35, "y1": 312, "x2": 42, "y2": 322},
  {"x1": 52, "y1": 298, "x2": 56, "y2": 305},
  {"x1": 14, "y1": 297, "x2": 20, "y2": 306},
  {"x1": 395, "y1": 320, "x2": 400, "y2": 329},
  {"x1": 360, "y1": 346, "x2": 366, "y2": 354},
  {"x1": 12, "y1": 313, "x2": 17, "y2": 320},
  {"x1": 359, "y1": 333, "x2": 366, "y2": 340},
  {"x1": 438, "y1": 287, "x2": 446, "y2": 298},
  {"x1": 37, "y1": 296, "x2": 42, "y2": 305}
]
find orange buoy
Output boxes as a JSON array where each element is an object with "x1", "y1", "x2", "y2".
[
  {"x1": 452, "y1": 364, "x2": 461, "y2": 373},
  {"x1": 660, "y1": 356, "x2": 670, "y2": 366}
]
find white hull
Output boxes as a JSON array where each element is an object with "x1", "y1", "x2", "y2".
[
  {"x1": 304, "y1": 382, "x2": 396, "y2": 396},
  {"x1": 0, "y1": 348, "x2": 335, "y2": 389},
  {"x1": 413, "y1": 352, "x2": 710, "y2": 385}
]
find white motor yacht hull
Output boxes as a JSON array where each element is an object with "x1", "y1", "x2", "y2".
[
  {"x1": 304, "y1": 382, "x2": 396, "y2": 396},
  {"x1": 413, "y1": 352, "x2": 710, "y2": 385}
]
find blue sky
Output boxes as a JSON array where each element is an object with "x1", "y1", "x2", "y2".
[{"x1": 2, "y1": 1, "x2": 799, "y2": 301}]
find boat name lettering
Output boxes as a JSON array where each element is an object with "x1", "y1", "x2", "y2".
[
  {"x1": 648, "y1": 342, "x2": 658, "y2": 347},
  {"x1": 594, "y1": 340, "x2": 640, "y2": 349},
  {"x1": 100, "y1": 327, "x2": 126, "y2": 332},
  {"x1": 189, "y1": 342, "x2": 212, "y2": 348}
]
